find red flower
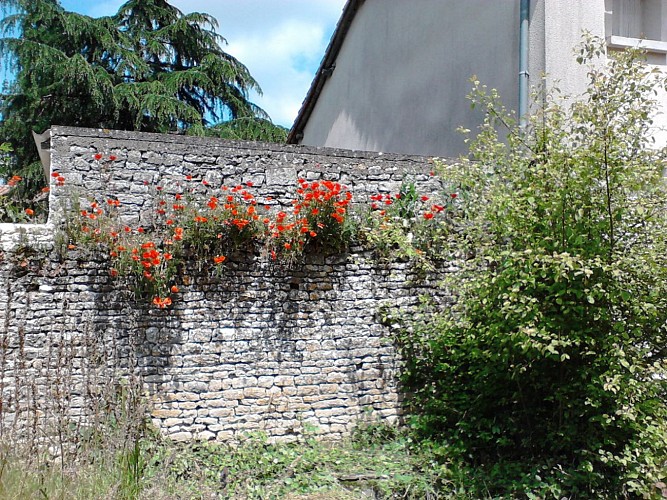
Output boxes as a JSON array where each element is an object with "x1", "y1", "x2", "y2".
[
  {"x1": 152, "y1": 296, "x2": 172, "y2": 308},
  {"x1": 421, "y1": 195, "x2": 429, "y2": 202},
  {"x1": 432, "y1": 204, "x2": 445, "y2": 213},
  {"x1": 213, "y1": 255, "x2": 226, "y2": 264},
  {"x1": 450, "y1": 193, "x2": 458, "y2": 199},
  {"x1": 109, "y1": 155, "x2": 117, "y2": 161},
  {"x1": 24, "y1": 208, "x2": 34, "y2": 216},
  {"x1": 94, "y1": 153, "x2": 103, "y2": 161},
  {"x1": 423, "y1": 212, "x2": 434, "y2": 220}
]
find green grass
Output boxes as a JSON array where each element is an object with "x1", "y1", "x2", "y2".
[{"x1": 0, "y1": 424, "x2": 457, "y2": 499}]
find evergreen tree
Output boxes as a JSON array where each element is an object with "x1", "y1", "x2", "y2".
[{"x1": 0, "y1": 0, "x2": 286, "y2": 198}]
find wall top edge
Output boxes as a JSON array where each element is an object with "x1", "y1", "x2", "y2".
[{"x1": 49, "y1": 126, "x2": 456, "y2": 165}]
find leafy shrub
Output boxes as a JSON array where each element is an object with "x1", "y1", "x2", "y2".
[{"x1": 397, "y1": 37, "x2": 667, "y2": 498}]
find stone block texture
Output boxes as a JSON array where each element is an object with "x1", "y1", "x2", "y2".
[{"x1": 0, "y1": 127, "x2": 454, "y2": 442}]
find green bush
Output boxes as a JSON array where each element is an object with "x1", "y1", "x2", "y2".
[{"x1": 397, "y1": 37, "x2": 667, "y2": 498}]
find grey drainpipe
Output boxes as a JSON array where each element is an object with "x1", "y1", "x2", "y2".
[{"x1": 519, "y1": 0, "x2": 530, "y2": 127}]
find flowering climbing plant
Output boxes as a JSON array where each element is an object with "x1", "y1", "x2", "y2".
[
  {"x1": 63, "y1": 156, "x2": 362, "y2": 307},
  {"x1": 60, "y1": 154, "x2": 452, "y2": 307},
  {"x1": 362, "y1": 179, "x2": 458, "y2": 269}
]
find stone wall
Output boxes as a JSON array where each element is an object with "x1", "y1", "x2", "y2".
[{"x1": 0, "y1": 127, "x2": 454, "y2": 442}]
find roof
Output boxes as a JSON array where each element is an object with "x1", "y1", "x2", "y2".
[{"x1": 286, "y1": 0, "x2": 365, "y2": 144}]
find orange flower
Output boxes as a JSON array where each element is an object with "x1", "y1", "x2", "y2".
[
  {"x1": 170, "y1": 285, "x2": 179, "y2": 293},
  {"x1": 284, "y1": 242, "x2": 292, "y2": 250},
  {"x1": 152, "y1": 296, "x2": 172, "y2": 308},
  {"x1": 41, "y1": 187, "x2": 50, "y2": 193},
  {"x1": 8, "y1": 175, "x2": 22, "y2": 187},
  {"x1": 24, "y1": 208, "x2": 34, "y2": 216},
  {"x1": 213, "y1": 255, "x2": 226, "y2": 264}
]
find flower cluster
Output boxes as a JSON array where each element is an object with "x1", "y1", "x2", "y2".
[
  {"x1": 265, "y1": 179, "x2": 352, "y2": 259},
  {"x1": 363, "y1": 181, "x2": 457, "y2": 267},
  {"x1": 0, "y1": 168, "x2": 64, "y2": 222},
  {"x1": 67, "y1": 154, "x2": 355, "y2": 307}
]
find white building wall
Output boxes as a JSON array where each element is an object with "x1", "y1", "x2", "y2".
[
  {"x1": 300, "y1": 0, "x2": 520, "y2": 158},
  {"x1": 531, "y1": 0, "x2": 667, "y2": 148},
  {"x1": 299, "y1": 0, "x2": 667, "y2": 156}
]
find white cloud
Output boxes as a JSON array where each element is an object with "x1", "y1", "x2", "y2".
[{"x1": 223, "y1": 20, "x2": 329, "y2": 127}]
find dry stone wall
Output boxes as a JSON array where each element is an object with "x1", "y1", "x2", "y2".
[{"x1": 0, "y1": 126, "x2": 454, "y2": 443}]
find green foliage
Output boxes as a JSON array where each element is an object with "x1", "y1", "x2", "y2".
[
  {"x1": 0, "y1": 141, "x2": 44, "y2": 221},
  {"x1": 397, "y1": 37, "x2": 667, "y2": 497},
  {"x1": 144, "y1": 426, "x2": 449, "y2": 499},
  {"x1": 0, "y1": 0, "x2": 285, "y2": 204},
  {"x1": 360, "y1": 179, "x2": 457, "y2": 270}
]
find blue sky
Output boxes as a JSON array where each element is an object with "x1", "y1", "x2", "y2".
[{"x1": 23, "y1": 1, "x2": 347, "y2": 128}]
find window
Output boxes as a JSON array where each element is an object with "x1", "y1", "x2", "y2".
[{"x1": 606, "y1": 0, "x2": 667, "y2": 63}]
